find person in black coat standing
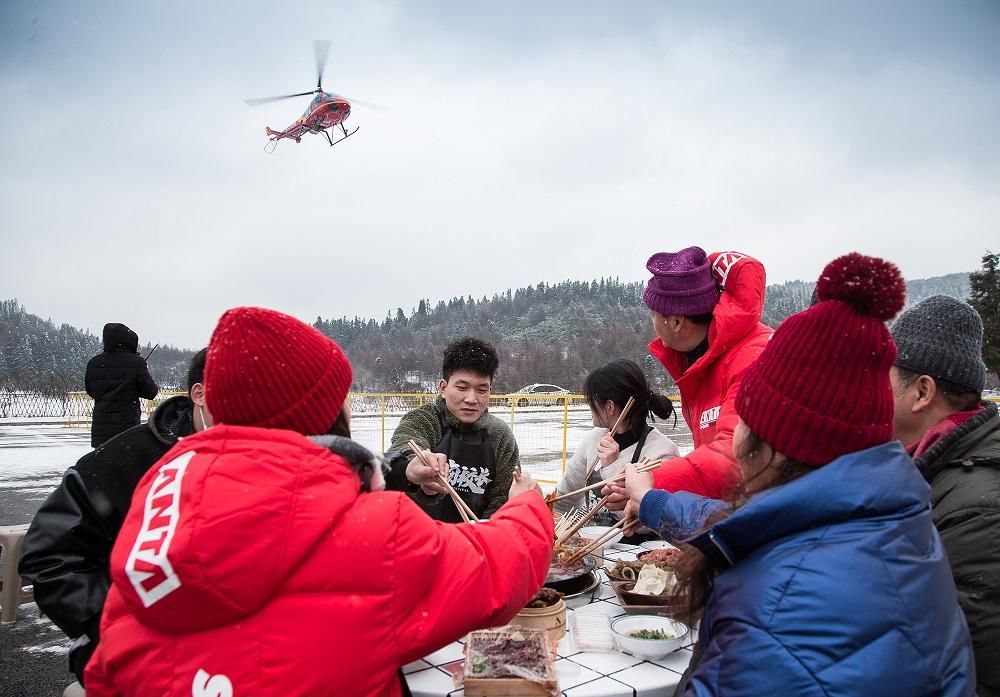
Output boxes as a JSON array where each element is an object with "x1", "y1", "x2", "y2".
[
  {"x1": 20, "y1": 349, "x2": 209, "y2": 686},
  {"x1": 85, "y1": 323, "x2": 159, "y2": 447}
]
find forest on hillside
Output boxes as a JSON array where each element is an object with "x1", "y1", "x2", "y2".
[{"x1": 0, "y1": 272, "x2": 974, "y2": 394}]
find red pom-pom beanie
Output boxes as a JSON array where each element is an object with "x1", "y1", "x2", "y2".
[
  {"x1": 735, "y1": 253, "x2": 906, "y2": 466},
  {"x1": 205, "y1": 307, "x2": 353, "y2": 435}
]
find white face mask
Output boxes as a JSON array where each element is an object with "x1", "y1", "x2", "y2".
[{"x1": 197, "y1": 403, "x2": 213, "y2": 431}]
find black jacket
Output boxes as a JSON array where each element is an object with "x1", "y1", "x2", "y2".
[
  {"x1": 84, "y1": 323, "x2": 158, "y2": 447},
  {"x1": 18, "y1": 396, "x2": 194, "y2": 683},
  {"x1": 914, "y1": 401, "x2": 1000, "y2": 697}
]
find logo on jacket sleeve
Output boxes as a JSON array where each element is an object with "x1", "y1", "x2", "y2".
[
  {"x1": 193, "y1": 669, "x2": 233, "y2": 697},
  {"x1": 125, "y1": 450, "x2": 193, "y2": 607},
  {"x1": 699, "y1": 405, "x2": 721, "y2": 430}
]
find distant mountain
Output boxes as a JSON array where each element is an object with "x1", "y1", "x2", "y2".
[
  {"x1": 315, "y1": 272, "x2": 973, "y2": 393},
  {"x1": 0, "y1": 271, "x2": 973, "y2": 394}
]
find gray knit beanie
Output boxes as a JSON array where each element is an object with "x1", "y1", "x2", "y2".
[{"x1": 891, "y1": 295, "x2": 987, "y2": 393}]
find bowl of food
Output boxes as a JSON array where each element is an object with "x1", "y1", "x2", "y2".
[{"x1": 611, "y1": 615, "x2": 689, "y2": 660}]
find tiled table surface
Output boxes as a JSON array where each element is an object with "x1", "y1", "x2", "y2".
[{"x1": 405, "y1": 543, "x2": 695, "y2": 697}]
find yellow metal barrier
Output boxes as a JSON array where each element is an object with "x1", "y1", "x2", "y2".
[
  {"x1": 344, "y1": 393, "x2": 594, "y2": 484},
  {"x1": 59, "y1": 391, "x2": 604, "y2": 484},
  {"x1": 46, "y1": 390, "x2": 1000, "y2": 486}
]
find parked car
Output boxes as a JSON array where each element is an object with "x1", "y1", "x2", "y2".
[{"x1": 508, "y1": 383, "x2": 571, "y2": 407}]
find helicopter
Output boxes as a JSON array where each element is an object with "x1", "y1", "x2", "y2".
[{"x1": 244, "y1": 40, "x2": 384, "y2": 153}]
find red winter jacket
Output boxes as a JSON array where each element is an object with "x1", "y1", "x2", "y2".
[
  {"x1": 649, "y1": 251, "x2": 772, "y2": 498},
  {"x1": 84, "y1": 426, "x2": 554, "y2": 697}
]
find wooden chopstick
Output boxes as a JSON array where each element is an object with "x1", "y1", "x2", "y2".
[
  {"x1": 583, "y1": 396, "x2": 636, "y2": 481},
  {"x1": 438, "y1": 473, "x2": 475, "y2": 524},
  {"x1": 546, "y1": 458, "x2": 662, "y2": 504},
  {"x1": 555, "y1": 495, "x2": 611, "y2": 549},
  {"x1": 554, "y1": 507, "x2": 580, "y2": 538},
  {"x1": 563, "y1": 517, "x2": 631, "y2": 565},
  {"x1": 407, "y1": 439, "x2": 477, "y2": 523}
]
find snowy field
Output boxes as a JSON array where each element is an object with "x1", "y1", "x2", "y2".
[{"x1": 0, "y1": 407, "x2": 694, "y2": 526}]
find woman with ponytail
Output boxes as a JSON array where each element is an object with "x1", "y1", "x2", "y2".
[
  {"x1": 553, "y1": 359, "x2": 679, "y2": 522},
  {"x1": 622, "y1": 254, "x2": 975, "y2": 696}
]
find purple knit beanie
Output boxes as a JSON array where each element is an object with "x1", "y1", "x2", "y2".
[{"x1": 643, "y1": 247, "x2": 721, "y2": 317}]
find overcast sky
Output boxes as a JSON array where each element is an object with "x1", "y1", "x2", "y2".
[{"x1": 1, "y1": 1, "x2": 998, "y2": 349}]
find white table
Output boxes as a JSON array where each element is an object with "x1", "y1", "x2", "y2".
[{"x1": 405, "y1": 543, "x2": 695, "y2": 697}]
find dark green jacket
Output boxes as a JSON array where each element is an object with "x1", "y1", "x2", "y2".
[
  {"x1": 914, "y1": 401, "x2": 1000, "y2": 697},
  {"x1": 389, "y1": 397, "x2": 519, "y2": 518}
]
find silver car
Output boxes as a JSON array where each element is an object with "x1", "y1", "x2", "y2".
[{"x1": 508, "y1": 383, "x2": 571, "y2": 407}]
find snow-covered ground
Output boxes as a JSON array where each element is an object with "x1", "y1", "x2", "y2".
[{"x1": 0, "y1": 407, "x2": 693, "y2": 525}]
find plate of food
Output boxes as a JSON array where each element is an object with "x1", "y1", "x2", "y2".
[
  {"x1": 612, "y1": 563, "x2": 679, "y2": 607},
  {"x1": 636, "y1": 547, "x2": 679, "y2": 567},
  {"x1": 462, "y1": 627, "x2": 559, "y2": 696},
  {"x1": 605, "y1": 546, "x2": 678, "y2": 581}
]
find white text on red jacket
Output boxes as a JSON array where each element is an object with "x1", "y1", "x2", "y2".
[
  {"x1": 711, "y1": 252, "x2": 746, "y2": 289},
  {"x1": 700, "y1": 405, "x2": 721, "y2": 430},
  {"x1": 125, "y1": 450, "x2": 193, "y2": 607}
]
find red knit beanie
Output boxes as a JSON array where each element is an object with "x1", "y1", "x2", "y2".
[
  {"x1": 205, "y1": 307, "x2": 353, "y2": 435},
  {"x1": 735, "y1": 253, "x2": 906, "y2": 466}
]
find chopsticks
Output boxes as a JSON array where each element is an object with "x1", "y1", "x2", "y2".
[
  {"x1": 563, "y1": 516, "x2": 632, "y2": 565},
  {"x1": 553, "y1": 507, "x2": 581, "y2": 539},
  {"x1": 546, "y1": 456, "x2": 662, "y2": 505},
  {"x1": 554, "y1": 495, "x2": 611, "y2": 549},
  {"x1": 407, "y1": 439, "x2": 477, "y2": 524},
  {"x1": 582, "y1": 396, "x2": 636, "y2": 481}
]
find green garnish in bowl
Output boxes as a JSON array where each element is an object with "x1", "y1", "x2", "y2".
[{"x1": 627, "y1": 628, "x2": 673, "y2": 640}]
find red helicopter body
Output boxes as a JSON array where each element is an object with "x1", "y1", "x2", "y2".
[{"x1": 244, "y1": 41, "x2": 382, "y2": 152}]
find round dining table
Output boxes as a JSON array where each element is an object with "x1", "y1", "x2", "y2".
[{"x1": 404, "y1": 541, "x2": 695, "y2": 697}]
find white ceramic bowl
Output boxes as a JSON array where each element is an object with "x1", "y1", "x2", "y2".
[
  {"x1": 639, "y1": 540, "x2": 677, "y2": 552},
  {"x1": 611, "y1": 615, "x2": 689, "y2": 660},
  {"x1": 579, "y1": 525, "x2": 624, "y2": 550}
]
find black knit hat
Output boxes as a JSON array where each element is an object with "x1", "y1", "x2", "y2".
[{"x1": 891, "y1": 295, "x2": 987, "y2": 393}]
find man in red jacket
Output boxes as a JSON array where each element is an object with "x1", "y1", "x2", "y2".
[
  {"x1": 84, "y1": 307, "x2": 553, "y2": 697},
  {"x1": 607, "y1": 247, "x2": 772, "y2": 513}
]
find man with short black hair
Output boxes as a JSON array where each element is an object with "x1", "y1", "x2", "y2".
[
  {"x1": 388, "y1": 337, "x2": 520, "y2": 521},
  {"x1": 890, "y1": 294, "x2": 1000, "y2": 697},
  {"x1": 20, "y1": 349, "x2": 209, "y2": 686}
]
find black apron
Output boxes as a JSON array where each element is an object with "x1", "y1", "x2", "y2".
[{"x1": 423, "y1": 404, "x2": 496, "y2": 523}]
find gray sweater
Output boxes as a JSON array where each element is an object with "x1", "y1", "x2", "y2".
[{"x1": 390, "y1": 397, "x2": 520, "y2": 518}]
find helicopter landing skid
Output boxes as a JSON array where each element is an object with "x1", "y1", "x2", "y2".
[{"x1": 323, "y1": 124, "x2": 359, "y2": 147}]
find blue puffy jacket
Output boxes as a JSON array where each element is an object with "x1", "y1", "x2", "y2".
[{"x1": 640, "y1": 441, "x2": 975, "y2": 697}]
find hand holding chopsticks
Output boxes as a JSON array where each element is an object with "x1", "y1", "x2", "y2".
[
  {"x1": 583, "y1": 396, "x2": 636, "y2": 481},
  {"x1": 407, "y1": 439, "x2": 477, "y2": 524}
]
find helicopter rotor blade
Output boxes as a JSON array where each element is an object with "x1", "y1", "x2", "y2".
[
  {"x1": 243, "y1": 90, "x2": 317, "y2": 107},
  {"x1": 333, "y1": 94, "x2": 389, "y2": 113},
  {"x1": 314, "y1": 39, "x2": 331, "y2": 91}
]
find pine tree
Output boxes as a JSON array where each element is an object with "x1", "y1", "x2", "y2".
[{"x1": 969, "y1": 251, "x2": 1000, "y2": 381}]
